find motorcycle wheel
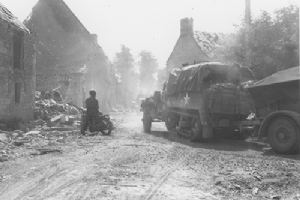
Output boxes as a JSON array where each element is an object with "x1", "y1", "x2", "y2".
[
  {"x1": 80, "y1": 114, "x2": 87, "y2": 135},
  {"x1": 101, "y1": 120, "x2": 113, "y2": 135}
]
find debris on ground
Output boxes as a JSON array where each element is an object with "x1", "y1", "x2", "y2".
[
  {"x1": 0, "y1": 128, "x2": 78, "y2": 162},
  {"x1": 34, "y1": 91, "x2": 81, "y2": 127},
  {"x1": 209, "y1": 158, "x2": 300, "y2": 199},
  {"x1": 32, "y1": 148, "x2": 63, "y2": 155},
  {"x1": 0, "y1": 91, "x2": 82, "y2": 162},
  {"x1": 0, "y1": 112, "x2": 299, "y2": 199}
]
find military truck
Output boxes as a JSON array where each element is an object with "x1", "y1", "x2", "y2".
[
  {"x1": 141, "y1": 64, "x2": 300, "y2": 154},
  {"x1": 245, "y1": 66, "x2": 300, "y2": 154},
  {"x1": 141, "y1": 62, "x2": 254, "y2": 141}
]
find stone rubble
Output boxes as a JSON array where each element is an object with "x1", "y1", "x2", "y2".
[{"x1": 0, "y1": 91, "x2": 82, "y2": 162}]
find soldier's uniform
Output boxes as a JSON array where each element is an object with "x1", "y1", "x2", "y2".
[{"x1": 82, "y1": 96, "x2": 99, "y2": 133}]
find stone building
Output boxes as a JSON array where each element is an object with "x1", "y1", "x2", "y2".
[
  {"x1": 25, "y1": 0, "x2": 113, "y2": 108},
  {"x1": 166, "y1": 18, "x2": 220, "y2": 72},
  {"x1": 0, "y1": 3, "x2": 36, "y2": 122}
]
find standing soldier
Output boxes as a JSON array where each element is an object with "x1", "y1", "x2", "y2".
[{"x1": 81, "y1": 90, "x2": 99, "y2": 134}]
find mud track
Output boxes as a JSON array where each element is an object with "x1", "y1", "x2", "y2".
[{"x1": 0, "y1": 112, "x2": 300, "y2": 200}]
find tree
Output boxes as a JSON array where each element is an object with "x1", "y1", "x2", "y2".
[
  {"x1": 113, "y1": 45, "x2": 138, "y2": 108},
  {"x1": 226, "y1": 5, "x2": 299, "y2": 79},
  {"x1": 138, "y1": 51, "x2": 159, "y2": 95},
  {"x1": 114, "y1": 45, "x2": 134, "y2": 76}
]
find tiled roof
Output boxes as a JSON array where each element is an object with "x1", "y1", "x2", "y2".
[
  {"x1": 193, "y1": 31, "x2": 219, "y2": 55},
  {"x1": 0, "y1": 3, "x2": 28, "y2": 31}
]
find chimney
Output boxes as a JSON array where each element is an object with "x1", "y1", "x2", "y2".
[
  {"x1": 245, "y1": 0, "x2": 251, "y2": 26},
  {"x1": 180, "y1": 18, "x2": 194, "y2": 36}
]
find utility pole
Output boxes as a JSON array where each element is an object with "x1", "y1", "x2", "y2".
[{"x1": 245, "y1": 0, "x2": 251, "y2": 67}]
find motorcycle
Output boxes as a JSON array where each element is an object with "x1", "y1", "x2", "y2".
[{"x1": 72, "y1": 105, "x2": 114, "y2": 135}]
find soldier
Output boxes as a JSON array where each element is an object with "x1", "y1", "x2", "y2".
[{"x1": 81, "y1": 90, "x2": 100, "y2": 134}]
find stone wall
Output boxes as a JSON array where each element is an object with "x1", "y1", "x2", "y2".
[{"x1": 0, "y1": 21, "x2": 35, "y2": 122}]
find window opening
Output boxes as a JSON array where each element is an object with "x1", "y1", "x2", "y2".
[
  {"x1": 13, "y1": 31, "x2": 24, "y2": 69},
  {"x1": 15, "y1": 82, "x2": 21, "y2": 104}
]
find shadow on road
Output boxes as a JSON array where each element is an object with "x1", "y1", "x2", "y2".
[
  {"x1": 262, "y1": 149, "x2": 300, "y2": 161},
  {"x1": 148, "y1": 129, "x2": 300, "y2": 160},
  {"x1": 148, "y1": 129, "x2": 264, "y2": 151}
]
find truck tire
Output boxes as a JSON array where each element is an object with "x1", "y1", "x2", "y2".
[
  {"x1": 191, "y1": 120, "x2": 203, "y2": 142},
  {"x1": 143, "y1": 114, "x2": 152, "y2": 133},
  {"x1": 268, "y1": 117, "x2": 300, "y2": 154}
]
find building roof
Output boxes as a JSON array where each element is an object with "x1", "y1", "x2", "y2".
[
  {"x1": 25, "y1": 0, "x2": 99, "y2": 66},
  {"x1": 28, "y1": 0, "x2": 91, "y2": 39},
  {"x1": 166, "y1": 30, "x2": 222, "y2": 68},
  {"x1": 193, "y1": 31, "x2": 219, "y2": 56},
  {"x1": 0, "y1": 3, "x2": 28, "y2": 31}
]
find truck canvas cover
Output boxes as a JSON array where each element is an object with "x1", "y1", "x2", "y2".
[
  {"x1": 248, "y1": 66, "x2": 300, "y2": 108},
  {"x1": 164, "y1": 62, "x2": 254, "y2": 116},
  {"x1": 166, "y1": 62, "x2": 246, "y2": 96}
]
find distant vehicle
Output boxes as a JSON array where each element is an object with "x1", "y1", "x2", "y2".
[
  {"x1": 141, "y1": 62, "x2": 254, "y2": 141},
  {"x1": 245, "y1": 66, "x2": 300, "y2": 154}
]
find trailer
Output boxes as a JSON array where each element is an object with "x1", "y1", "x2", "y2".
[{"x1": 246, "y1": 66, "x2": 300, "y2": 154}]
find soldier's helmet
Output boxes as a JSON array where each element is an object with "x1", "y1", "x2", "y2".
[{"x1": 89, "y1": 90, "x2": 96, "y2": 97}]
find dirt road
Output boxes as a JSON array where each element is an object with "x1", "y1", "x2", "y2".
[{"x1": 0, "y1": 112, "x2": 300, "y2": 200}]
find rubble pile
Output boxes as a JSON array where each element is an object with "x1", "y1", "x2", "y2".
[
  {"x1": 0, "y1": 91, "x2": 82, "y2": 162},
  {"x1": 34, "y1": 91, "x2": 81, "y2": 127}
]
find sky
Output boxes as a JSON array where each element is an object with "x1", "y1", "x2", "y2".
[{"x1": 1, "y1": 0, "x2": 298, "y2": 67}]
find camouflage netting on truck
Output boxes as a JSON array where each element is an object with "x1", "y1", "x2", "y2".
[
  {"x1": 163, "y1": 62, "x2": 255, "y2": 116},
  {"x1": 165, "y1": 62, "x2": 254, "y2": 96}
]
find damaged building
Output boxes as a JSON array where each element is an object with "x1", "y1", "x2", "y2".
[
  {"x1": 25, "y1": 0, "x2": 114, "y2": 108},
  {"x1": 0, "y1": 3, "x2": 36, "y2": 123},
  {"x1": 85, "y1": 35, "x2": 117, "y2": 112}
]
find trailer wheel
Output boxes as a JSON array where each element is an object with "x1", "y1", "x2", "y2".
[
  {"x1": 143, "y1": 114, "x2": 152, "y2": 133},
  {"x1": 80, "y1": 114, "x2": 87, "y2": 135},
  {"x1": 268, "y1": 117, "x2": 300, "y2": 154}
]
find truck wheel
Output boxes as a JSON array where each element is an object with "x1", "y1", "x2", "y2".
[
  {"x1": 191, "y1": 120, "x2": 203, "y2": 142},
  {"x1": 268, "y1": 117, "x2": 300, "y2": 154},
  {"x1": 143, "y1": 115, "x2": 152, "y2": 133},
  {"x1": 165, "y1": 113, "x2": 178, "y2": 131}
]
